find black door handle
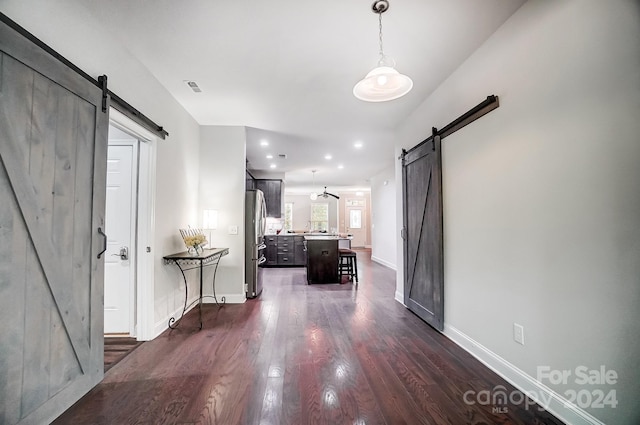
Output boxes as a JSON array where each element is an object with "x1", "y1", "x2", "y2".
[{"x1": 97, "y1": 227, "x2": 107, "y2": 259}]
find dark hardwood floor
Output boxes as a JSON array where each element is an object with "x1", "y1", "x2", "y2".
[
  {"x1": 55, "y1": 250, "x2": 563, "y2": 425},
  {"x1": 104, "y1": 336, "x2": 144, "y2": 373}
]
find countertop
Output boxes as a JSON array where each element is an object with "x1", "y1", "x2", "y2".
[{"x1": 303, "y1": 235, "x2": 352, "y2": 241}]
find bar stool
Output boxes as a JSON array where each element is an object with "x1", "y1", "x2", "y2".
[{"x1": 338, "y1": 248, "x2": 358, "y2": 283}]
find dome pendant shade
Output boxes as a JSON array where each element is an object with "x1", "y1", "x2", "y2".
[
  {"x1": 354, "y1": 0, "x2": 412, "y2": 102},
  {"x1": 353, "y1": 66, "x2": 413, "y2": 102}
]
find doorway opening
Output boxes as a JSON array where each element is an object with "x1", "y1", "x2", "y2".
[
  {"x1": 104, "y1": 108, "x2": 156, "y2": 344},
  {"x1": 341, "y1": 193, "x2": 371, "y2": 248}
]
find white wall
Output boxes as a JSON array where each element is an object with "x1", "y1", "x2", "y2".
[
  {"x1": 284, "y1": 194, "x2": 339, "y2": 232},
  {"x1": 370, "y1": 166, "x2": 396, "y2": 270},
  {"x1": 395, "y1": 1, "x2": 640, "y2": 424},
  {"x1": 198, "y1": 126, "x2": 247, "y2": 302},
  {"x1": 1, "y1": 0, "x2": 203, "y2": 337}
]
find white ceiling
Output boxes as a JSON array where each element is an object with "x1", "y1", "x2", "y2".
[{"x1": 79, "y1": 0, "x2": 525, "y2": 190}]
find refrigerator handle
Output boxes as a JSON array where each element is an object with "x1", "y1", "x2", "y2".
[
  {"x1": 261, "y1": 198, "x2": 267, "y2": 235},
  {"x1": 258, "y1": 256, "x2": 267, "y2": 265}
]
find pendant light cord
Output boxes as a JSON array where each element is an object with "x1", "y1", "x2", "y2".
[{"x1": 378, "y1": 11, "x2": 385, "y2": 62}]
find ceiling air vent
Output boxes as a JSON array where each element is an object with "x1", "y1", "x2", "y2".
[
  {"x1": 185, "y1": 81, "x2": 202, "y2": 93},
  {"x1": 278, "y1": 154, "x2": 287, "y2": 159}
]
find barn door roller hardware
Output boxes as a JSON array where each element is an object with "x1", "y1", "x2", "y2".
[
  {"x1": 98, "y1": 75, "x2": 108, "y2": 112},
  {"x1": 400, "y1": 95, "x2": 499, "y2": 160},
  {"x1": 0, "y1": 12, "x2": 169, "y2": 139}
]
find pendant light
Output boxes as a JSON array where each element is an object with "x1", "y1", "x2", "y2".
[
  {"x1": 353, "y1": 0, "x2": 413, "y2": 102},
  {"x1": 309, "y1": 170, "x2": 318, "y2": 200}
]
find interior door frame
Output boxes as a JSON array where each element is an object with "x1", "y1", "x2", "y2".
[{"x1": 109, "y1": 107, "x2": 157, "y2": 341}]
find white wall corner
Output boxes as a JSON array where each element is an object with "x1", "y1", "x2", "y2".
[
  {"x1": 394, "y1": 290, "x2": 404, "y2": 305},
  {"x1": 443, "y1": 324, "x2": 606, "y2": 425}
]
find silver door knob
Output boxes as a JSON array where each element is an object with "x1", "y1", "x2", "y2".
[{"x1": 112, "y1": 246, "x2": 129, "y2": 260}]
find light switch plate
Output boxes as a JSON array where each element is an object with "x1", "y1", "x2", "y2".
[
  {"x1": 228, "y1": 225, "x2": 238, "y2": 235},
  {"x1": 513, "y1": 323, "x2": 525, "y2": 345}
]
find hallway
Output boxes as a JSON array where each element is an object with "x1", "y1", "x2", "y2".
[{"x1": 55, "y1": 251, "x2": 562, "y2": 424}]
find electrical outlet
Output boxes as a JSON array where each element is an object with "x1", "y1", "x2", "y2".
[
  {"x1": 514, "y1": 323, "x2": 525, "y2": 345},
  {"x1": 228, "y1": 225, "x2": 238, "y2": 235}
]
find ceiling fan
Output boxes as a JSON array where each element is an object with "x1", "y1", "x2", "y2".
[
  {"x1": 318, "y1": 186, "x2": 339, "y2": 200},
  {"x1": 309, "y1": 170, "x2": 340, "y2": 200}
]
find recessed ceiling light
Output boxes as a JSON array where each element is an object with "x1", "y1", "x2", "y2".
[
  {"x1": 338, "y1": 164, "x2": 344, "y2": 169},
  {"x1": 260, "y1": 140, "x2": 269, "y2": 146},
  {"x1": 354, "y1": 141, "x2": 363, "y2": 148},
  {"x1": 270, "y1": 164, "x2": 276, "y2": 168},
  {"x1": 266, "y1": 154, "x2": 273, "y2": 159},
  {"x1": 325, "y1": 154, "x2": 332, "y2": 160}
]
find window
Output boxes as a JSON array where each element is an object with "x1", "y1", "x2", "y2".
[
  {"x1": 284, "y1": 202, "x2": 293, "y2": 231},
  {"x1": 349, "y1": 209, "x2": 362, "y2": 228},
  {"x1": 310, "y1": 203, "x2": 329, "y2": 231}
]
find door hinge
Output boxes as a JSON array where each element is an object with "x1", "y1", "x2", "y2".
[
  {"x1": 244, "y1": 283, "x2": 249, "y2": 292},
  {"x1": 401, "y1": 227, "x2": 407, "y2": 240}
]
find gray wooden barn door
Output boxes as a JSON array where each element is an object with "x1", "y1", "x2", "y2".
[
  {"x1": 402, "y1": 135, "x2": 444, "y2": 331},
  {"x1": 0, "y1": 20, "x2": 108, "y2": 424}
]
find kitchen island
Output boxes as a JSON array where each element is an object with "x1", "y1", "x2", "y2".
[{"x1": 304, "y1": 235, "x2": 352, "y2": 284}]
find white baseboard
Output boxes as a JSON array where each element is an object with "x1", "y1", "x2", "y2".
[
  {"x1": 443, "y1": 324, "x2": 605, "y2": 425},
  {"x1": 153, "y1": 301, "x2": 195, "y2": 339},
  {"x1": 371, "y1": 255, "x2": 397, "y2": 271},
  {"x1": 394, "y1": 290, "x2": 404, "y2": 305},
  {"x1": 153, "y1": 293, "x2": 247, "y2": 338}
]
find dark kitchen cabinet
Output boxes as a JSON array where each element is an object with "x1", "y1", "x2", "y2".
[
  {"x1": 294, "y1": 236, "x2": 306, "y2": 265},
  {"x1": 276, "y1": 235, "x2": 294, "y2": 265},
  {"x1": 306, "y1": 238, "x2": 339, "y2": 284},
  {"x1": 255, "y1": 179, "x2": 284, "y2": 218},
  {"x1": 264, "y1": 235, "x2": 278, "y2": 266},
  {"x1": 262, "y1": 235, "x2": 305, "y2": 266}
]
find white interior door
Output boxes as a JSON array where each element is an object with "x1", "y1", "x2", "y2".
[
  {"x1": 345, "y1": 198, "x2": 367, "y2": 247},
  {"x1": 104, "y1": 142, "x2": 136, "y2": 334}
]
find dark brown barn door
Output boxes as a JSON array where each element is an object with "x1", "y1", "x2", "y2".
[
  {"x1": 0, "y1": 19, "x2": 108, "y2": 424},
  {"x1": 402, "y1": 135, "x2": 444, "y2": 331}
]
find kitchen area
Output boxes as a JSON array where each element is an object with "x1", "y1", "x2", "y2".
[{"x1": 245, "y1": 171, "x2": 369, "y2": 293}]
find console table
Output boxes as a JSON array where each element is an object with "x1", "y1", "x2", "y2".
[{"x1": 163, "y1": 247, "x2": 229, "y2": 329}]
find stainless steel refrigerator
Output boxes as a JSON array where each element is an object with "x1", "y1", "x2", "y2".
[{"x1": 245, "y1": 189, "x2": 267, "y2": 298}]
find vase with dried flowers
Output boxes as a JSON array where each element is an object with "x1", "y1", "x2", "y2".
[
  {"x1": 184, "y1": 234, "x2": 207, "y2": 254},
  {"x1": 180, "y1": 228, "x2": 208, "y2": 255}
]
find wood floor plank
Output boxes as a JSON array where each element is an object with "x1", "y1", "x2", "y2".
[
  {"x1": 320, "y1": 291, "x2": 389, "y2": 424},
  {"x1": 54, "y1": 250, "x2": 563, "y2": 425}
]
